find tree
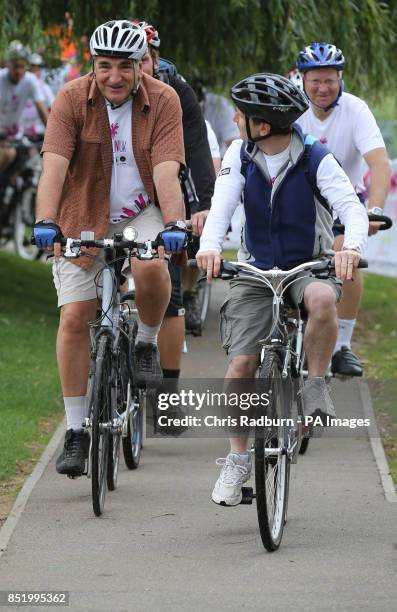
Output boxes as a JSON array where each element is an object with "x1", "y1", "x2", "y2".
[{"x1": 0, "y1": 0, "x2": 395, "y2": 98}]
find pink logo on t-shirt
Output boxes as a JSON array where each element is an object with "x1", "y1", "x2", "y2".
[
  {"x1": 320, "y1": 137, "x2": 328, "y2": 144},
  {"x1": 121, "y1": 207, "x2": 137, "y2": 218},
  {"x1": 110, "y1": 122, "x2": 119, "y2": 139},
  {"x1": 134, "y1": 193, "x2": 148, "y2": 211}
]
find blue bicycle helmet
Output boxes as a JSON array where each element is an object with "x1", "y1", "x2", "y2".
[
  {"x1": 296, "y1": 42, "x2": 345, "y2": 72},
  {"x1": 157, "y1": 58, "x2": 178, "y2": 77}
]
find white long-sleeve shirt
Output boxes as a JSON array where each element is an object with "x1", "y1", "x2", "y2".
[{"x1": 199, "y1": 138, "x2": 369, "y2": 256}]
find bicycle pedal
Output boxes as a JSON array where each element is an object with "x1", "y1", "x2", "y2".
[{"x1": 240, "y1": 487, "x2": 255, "y2": 504}]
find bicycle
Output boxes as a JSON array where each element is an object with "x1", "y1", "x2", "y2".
[
  {"x1": 48, "y1": 228, "x2": 161, "y2": 516},
  {"x1": 0, "y1": 136, "x2": 43, "y2": 260},
  {"x1": 215, "y1": 255, "x2": 368, "y2": 551}
]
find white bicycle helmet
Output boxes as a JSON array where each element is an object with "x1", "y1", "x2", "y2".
[
  {"x1": 7, "y1": 40, "x2": 30, "y2": 62},
  {"x1": 29, "y1": 53, "x2": 45, "y2": 67},
  {"x1": 286, "y1": 68, "x2": 304, "y2": 92},
  {"x1": 90, "y1": 20, "x2": 147, "y2": 60}
]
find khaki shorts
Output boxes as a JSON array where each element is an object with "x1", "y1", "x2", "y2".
[
  {"x1": 53, "y1": 206, "x2": 165, "y2": 307},
  {"x1": 220, "y1": 272, "x2": 342, "y2": 360}
]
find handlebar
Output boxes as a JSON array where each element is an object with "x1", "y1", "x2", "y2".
[
  {"x1": 188, "y1": 256, "x2": 368, "y2": 280},
  {"x1": 334, "y1": 213, "x2": 393, "y2": 234},
  {"x1": 59, "y1": 234, "x2": 160, "y2": 259}
]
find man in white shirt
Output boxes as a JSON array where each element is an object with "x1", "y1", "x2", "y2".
[
  {"x1": 295, "y1": 42, "x2": 390, "y2": 377},
  {"x1": 197, "y1": 73, "x2": 368, "y2": 506},
  {"x1": 0, "y1": 41, "x2": 48, "y2": 170},
  {"x1": 22, "y1": 53, "x2": 54, "y2": 138}
]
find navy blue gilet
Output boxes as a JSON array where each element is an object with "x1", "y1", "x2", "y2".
[{"x1": 240, "y1": 133, "x2": 331, "y2": 270}]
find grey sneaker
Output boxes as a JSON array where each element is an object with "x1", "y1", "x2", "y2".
[
  {"x1": 134, "y1": 342, "x2": 163, "y2": 388},
  {"x1": 302, "y1": 377, "x2": 336, "y2": 424},
  {"x1": 211, "y1": 452, "x2": 252, "y2": 506}
]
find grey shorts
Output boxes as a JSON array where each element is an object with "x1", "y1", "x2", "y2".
[
  {"x1": 53, "y1": 206, "x2": 165, "y2": 307},
  {"x1": 220, "y1": 272, "x2": 342, "y2": 360}
]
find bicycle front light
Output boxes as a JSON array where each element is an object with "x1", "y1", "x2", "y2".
[{"x1": 122, "y1": 227, "x2": 138, "y2": 242}]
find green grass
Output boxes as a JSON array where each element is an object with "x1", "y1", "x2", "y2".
[
  {"x1": 355, "y1": 272, "x2": 397, "y2": 484},
  {"x1": 0, "y1": 252, "x2": 62, "y2": 482}
]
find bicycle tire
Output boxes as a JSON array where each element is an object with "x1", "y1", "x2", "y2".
[
  {"x1": 13, "y1": 189, "x2": 38, "y2": 260},
  {"x1": 197, "y1": 279, "x2": 211, "y2": 327},
  {"x1": 122, "y1": 320, "x2": 143, "y2": 469},
  {"x1": 107, "y1": 330, "x2": 130, "y2": 491},
  {"x1": 91, "y1": 333, "x2": 112, "y2": 516},
  {"x1": 299, "y1": 436, "x2": 310, "y2": 455},
  {"x1": 255, "y1": 351, "x2": 290, "y2": 551},
  {"x1": 122, "y1": 390, "x2": 144, "y2": 469}
]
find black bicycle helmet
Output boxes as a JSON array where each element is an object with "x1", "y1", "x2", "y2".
[{"x1": 231, "y1": 73, "x2": 309, "y2": 130}]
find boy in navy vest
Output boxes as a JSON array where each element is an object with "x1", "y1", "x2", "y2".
[{"x1": 197, "y1": 73, "x2": 369, "y2": 506}]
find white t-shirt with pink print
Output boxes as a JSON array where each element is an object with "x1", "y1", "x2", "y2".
[{"x1": 106, "y1": 99, "x2": 152, "y2": 224}]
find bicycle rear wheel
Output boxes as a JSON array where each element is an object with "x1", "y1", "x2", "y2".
[
  {"x1": 107, "y1": 330, "x2": 130, "y2": 491},
  {"x1": 91, "y1": 333, "x2": 112, "y2": 516},
  {"x1": 197, "y1": 278, "x2": 211, "y2": 328},
  {"x1": 255, "y1": 351, "x2": 290, "y2": 551},
  {"x1": 297, "y1": 354, "x2": 310, "y2": 455},
  {"x1": 122, "y1": 389, "x2": 144, "y2": 469}
]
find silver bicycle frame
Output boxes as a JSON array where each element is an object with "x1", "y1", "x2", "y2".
[{"x1": 230, "y1": 259, "x2": 322, "y2": 380}]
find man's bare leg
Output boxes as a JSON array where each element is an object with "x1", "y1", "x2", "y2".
[{"x1": 332, "y1": 234, "x2": 363, "y2": 375}]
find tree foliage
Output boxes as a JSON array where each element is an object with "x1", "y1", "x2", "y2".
[{"x1": 0, "y1": 0, "x2": 395, "y2": 99}]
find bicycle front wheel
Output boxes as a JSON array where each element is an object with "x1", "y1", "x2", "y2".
[
  {"x1": 13, "y1": 189, "x2": 39, "y2": 260},
  {"x1": 255, "y1": 351, "x2": 290, "y2": 551},
  {"x1": 91, "y1": 333, "x2": 112, "y2": 516}
]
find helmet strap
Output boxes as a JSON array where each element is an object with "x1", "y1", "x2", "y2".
[{"x1": 245, "y1": 117, "x2": 291, "y2": 142}]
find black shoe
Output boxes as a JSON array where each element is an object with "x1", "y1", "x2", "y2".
[
  {"x1": 56, "y1": 429, "x2": 90, "y2": 477},
  {"x1": 134, "y1": 342, "x2": 163, "y2": 388},
  {"x1": 331, "y1": 346, "x2": 363, "y2": 377},
  {"x1": 183, "y1": 290, "x2": 202, "y2": 336}
]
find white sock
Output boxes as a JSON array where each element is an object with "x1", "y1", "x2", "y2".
[
  {"x1": 136, "y1": 320, "x2": 161, "y2": 345},
  {"x1": 334, "y1": 319, "x2": 356, "y2": 353},
  {"x1": 230, "y1": 451, "x2": 250, "y2": 464},
  {"x1": 64, "y1": 396, "x2": 88, "y2": 431}
]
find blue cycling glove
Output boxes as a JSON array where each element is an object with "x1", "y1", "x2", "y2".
[
  {"x1": 159, "y1": 223, "x2": 187, "y2": 253},
  {"x1": 32, "y1": 220, "x2": 63, "y2": 249}
]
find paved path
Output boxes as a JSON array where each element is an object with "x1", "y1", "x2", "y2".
[{"x1": 0, "y1": 283, "x2": 396, "y2": 611}]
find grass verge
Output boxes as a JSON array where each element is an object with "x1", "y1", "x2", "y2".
[
  {"x1": 355, "y1": 272, "x2": 397, "y2": 485},
  {"x1": 0, "y1": 252, "x2": 62, "y2": 523}
]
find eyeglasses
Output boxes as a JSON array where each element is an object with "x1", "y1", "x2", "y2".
[{"x1": 305, "y1": 78, "x2": 340, "y2": 87}]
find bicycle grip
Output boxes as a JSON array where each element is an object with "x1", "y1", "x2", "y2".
[{"x1": 333, "y1": 213, "x2": 393, "y2": 234}]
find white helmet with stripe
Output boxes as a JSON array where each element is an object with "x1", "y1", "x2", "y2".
[{"x1": 90, "y1": 20, "x2": 147, "y2": 61}]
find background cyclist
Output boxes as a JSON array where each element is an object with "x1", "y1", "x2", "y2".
[
  {"x1": 196, "y1": 74, "x2": 369, "y2": 506},
  {"x1": 0, "y1": 41, "x2": 48, "y2": 171},
  {"x1": 22, "y1": 53, "x2": 55, "y2": 139},
  {"x1": 137, "y1": 20, "x2": 215, "y2": 373},
  {"x1": 32, "y1": 20, "x2": 186, "y2": 476},
  {"x1": 295, "y1": 42, "x2": 390, "y2": 377}
]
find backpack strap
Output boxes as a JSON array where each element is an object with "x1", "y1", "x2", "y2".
[
  {"x1": 240, "y1": 140, "x2": 255, "y2": 179},
  {"x1": 302, "y1": 134, "x2": 332, "y2": 215}
]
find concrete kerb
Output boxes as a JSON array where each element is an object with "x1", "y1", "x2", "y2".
[
  {"x1": 0, "y1": 419, "x2": 66, "y2": 559},
  {"x1": 358, "y1": 379, "x2": 397, "y2": 503}
]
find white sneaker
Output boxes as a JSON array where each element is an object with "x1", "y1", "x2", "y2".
[{"x1": 211, "y1": 452, "x2": 252, "y2": 506}]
